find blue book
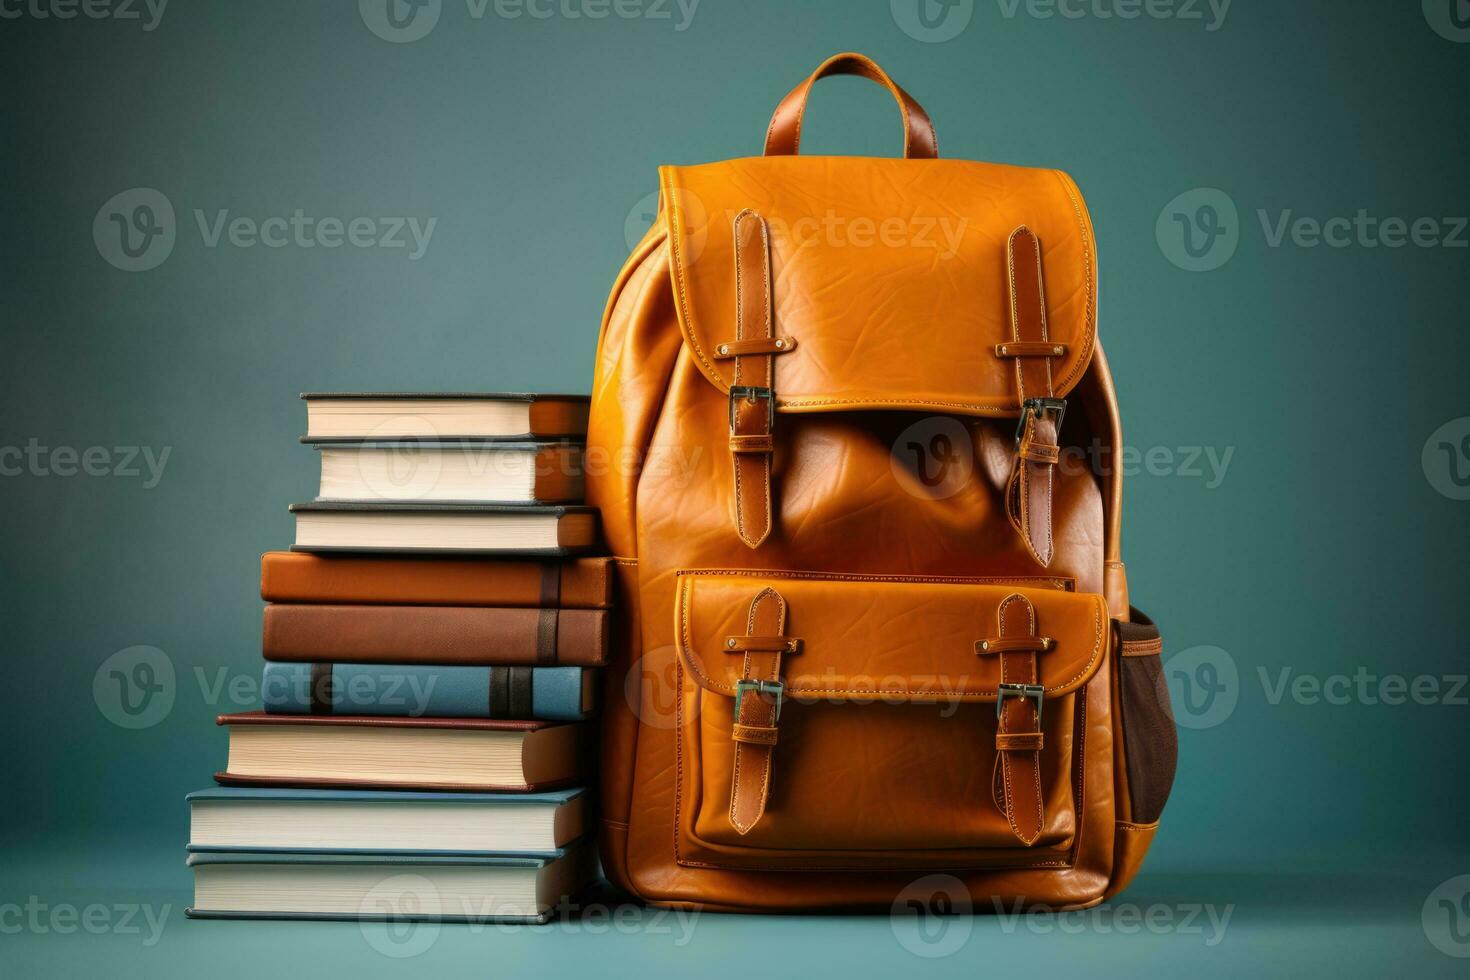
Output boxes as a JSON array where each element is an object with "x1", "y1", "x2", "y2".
[
  {"x1": 260, "y1": 662, "x2": 595, "y2": 721},
  {"x1": 185, "y1": 841, "x2": 595, "y2": 922},
  {"x1": 186, "y1": 787, "x2": 588, "y2": 853}
]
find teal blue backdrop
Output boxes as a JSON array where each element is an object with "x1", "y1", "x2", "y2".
[{"x1": 2, "y1": 0, "x2": 1468, "y2": 975}]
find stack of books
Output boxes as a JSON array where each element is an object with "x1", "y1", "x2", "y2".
[{"x1": 187, "y1": 393, "x2": 605, "y2": 923}]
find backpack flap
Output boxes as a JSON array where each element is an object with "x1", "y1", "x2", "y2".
[
  {"x1": 659, "y1": 156, "x2": 1098, "y2": 562},
  {"x1": 658, "y1": 156, "x2": 1097, "y2": 415}
]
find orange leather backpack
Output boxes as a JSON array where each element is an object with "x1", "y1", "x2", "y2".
[{"x1": 587, "y1": 52, "x2": 1176, "y2": 912}]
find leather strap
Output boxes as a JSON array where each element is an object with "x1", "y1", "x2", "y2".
[
  {"x1": 729, "y1": 588, "x2": 792, "y2": 835},
  {"x1": 764, "y1": 52, "x2": 938, "y2": 160},
  {"x1": 730, "y1": 209, "x2": 776, "y2": 548},
  {"x1": 990, "y1": 593, "x2": 1047, "y2": 845},
  {"x1": 1003, "y1": 226, "x2": 1061, "y2": 567}
]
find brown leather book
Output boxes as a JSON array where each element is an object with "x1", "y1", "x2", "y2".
[
  {"x1": 260, "y1": 551, "x2": 614, "y2": 608},
  {"x1": 214, "y1": 712, "x2": 584, "y2": 792},
  {"x1": 262, "y1": 603, "x2": 607, "y2": 666}
]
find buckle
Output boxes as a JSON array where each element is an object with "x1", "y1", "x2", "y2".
[
  {"x1": 996, "y1": 682, "x2": 1045, "y2": 723},
  {"x1": 734, "y1": 678, "x2": 785, "y2": 722},
  {"x1": 1014, "y1": 397, "x2": 1066, "y2": 444},
  {"x1": 728, "y1": 385, "x2": 774, "y2": 434}
]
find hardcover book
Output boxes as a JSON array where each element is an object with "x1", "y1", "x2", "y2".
[
  {"x1": 301, "y1": 392, "x2": 590, "y2": 442},
  {"x1": 261, "y1": 603, "x2": 607, "y2": 667},
  {"x1": 214, "y1": 713, "x2": 584, "y2": 791},
  {"x1": 185, "y1": 843, "x2": 595, "y2": 922},
  {"x1": 259, "y1": 552, "x2": 615, "y2": 609},
  {"x1": 289, "y1": 501, "x2": 597, "y2": 555},
  {"x1": 187, "y1": 787, "x2": 588, "y2": 852},
  {"x1": 261, "y1": 663, "x2": 597, "y2": 721},
  {"x1": 310, "y1": 440, "x2": 584, "y2": 504}
]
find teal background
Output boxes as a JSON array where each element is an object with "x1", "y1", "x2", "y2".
[{"x1": 2, "y1": 0, "x2": 1467, "y2": 975}]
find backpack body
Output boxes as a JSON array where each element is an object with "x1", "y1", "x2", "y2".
[{"x1": 587, "y1": 53, "x2": 1176, "y2": 912}]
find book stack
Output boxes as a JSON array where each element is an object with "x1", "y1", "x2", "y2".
[{"x1": 187, "y1": 393, "x2": 604, "y2": 923}]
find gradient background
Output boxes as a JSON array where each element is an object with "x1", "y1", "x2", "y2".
[{"x1": 2, "y1": 0, "x2": 1468, "y2": 975}]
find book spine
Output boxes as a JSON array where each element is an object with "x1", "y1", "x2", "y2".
[
  {"x1": 260, "y1": 663, "x2": 590, "y2": 721},
  {"x1": 261, "y1": 604, "x2": 607, "y2": 666},
  {"x1": 259, "y1": 554, "x2": 613, "y2": 609}
]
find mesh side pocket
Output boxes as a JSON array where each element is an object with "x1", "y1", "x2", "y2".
[{"x1": 1117, "y1": 616, "x2": 1177, "y2": 824}]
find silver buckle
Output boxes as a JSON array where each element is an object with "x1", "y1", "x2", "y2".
[
  {"x1": 734, "y1": 678, "x2": 785, "y2": 722},
  {"x1": 996, "y1": 682, "x2": 1045, "y2": 723},
  {"x1": 1014, "y1": 397, "x2": 1066, "y2": 444},
  {"x1": 728, "y1": 385, "x2": 774, "y2": 434}
]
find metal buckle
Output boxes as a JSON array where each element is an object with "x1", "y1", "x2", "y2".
[
  {"x1": 1014, "y1": 397, "x2": 1066, "y2": 444},
  {"x1": 734, "y1": 678, "x2": 785, "y2": 722},
  {"x1": 996, "y1": 682, "x2": 1045, "y2": 723},
  {"x1": 728, "y1": 385, "x2": 775, "y2": 434}
]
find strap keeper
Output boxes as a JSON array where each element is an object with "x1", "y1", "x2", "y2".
[
  {"x1": 976, "y1": 636, "x2": 1055, "y2": 656},
  {"x1": 995, "y1": 342, "x2": 1067, "y2": 359},
  {"x1": 728, "y1": 433, "x2": 775, "y2": 454},
  {"x1": 732, "y1": 722, "x2": 780, "y2": 746},
  {"x1": 996, "y1": 731, "x2": 1045, "y2": 752},
  {"x1": 715, "y1": 336, "x2": 797, "y2": 359},
  {"x1": 725, "y1": 635, "x2": 802, "y2": 654},
  {"x1": 1019, "y1": 442, "x2": 1060, "y2": 465}
]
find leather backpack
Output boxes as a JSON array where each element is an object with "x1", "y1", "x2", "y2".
[{"x1": 587, "y1": 52, "x2": 1177, "y2": 912}]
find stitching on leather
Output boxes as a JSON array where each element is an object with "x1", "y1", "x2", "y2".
[
  {"x1": 1049, "y1": 169, "x2": 1095, "y2": 395},
  {"x1": 676, "y1": 577, "x2": 1105, "y2": 698},
  {"x1": 674, "y1": 568, "x2": 1074, "y2": 589},
  {"x1": 729, "y1": 588, "x2": 784, "y2": 830},
  {"x1": 997, "y1": 594, "x2": 1044, "y2": 843}
]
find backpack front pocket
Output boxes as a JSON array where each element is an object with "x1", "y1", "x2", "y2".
[{"x1": 673, "y1": 570, "x2": 1108, "y2": 871}]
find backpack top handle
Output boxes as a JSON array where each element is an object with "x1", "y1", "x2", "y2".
[{"x1": 763, "y1": 52, "x2": 939, "y2": 160}]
